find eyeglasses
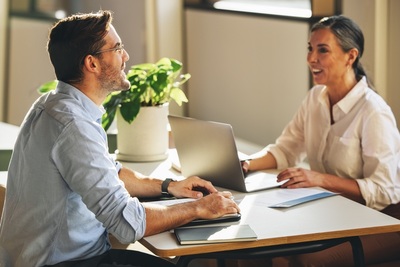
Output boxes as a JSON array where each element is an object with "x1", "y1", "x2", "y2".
[{"x1": 94, "y1": 44, "x2": 125, "y2": 55}]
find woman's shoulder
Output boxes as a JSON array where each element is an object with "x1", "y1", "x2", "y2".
[
  {"x1": 363, "y1": 87, "x2": 391, "y2": 112},
  {"x1": 303, "y1": 84, "x2": 327, "y2": 104}
]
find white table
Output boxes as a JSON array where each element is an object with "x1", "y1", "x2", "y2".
[
  {"x1": 120, "y1": 149, "x2": 400, "y2": 267},
  {"x1": 3, "y1": 132, "x2": 400, "y2": 267},
  {"x1": 0, "y1": 171, "x2": 7, "y2": 186}
]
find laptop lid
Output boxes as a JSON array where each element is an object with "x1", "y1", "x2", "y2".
[{"x1": 168, "y1": 115, "x2": 282, "y2": 192}]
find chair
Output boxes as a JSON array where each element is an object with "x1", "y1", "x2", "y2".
[{"x1": 0, "y1": 184, "x2": 5, "y2": 216}]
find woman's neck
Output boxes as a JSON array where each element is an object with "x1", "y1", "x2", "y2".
[{"x1": 327, "y1": 74, "x2": 358, "y2": 106}]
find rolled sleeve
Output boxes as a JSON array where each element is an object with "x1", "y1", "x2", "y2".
[
  {"x1": 356, "y1": 178, "x2": 397, "y2": 211},
  {"x1": 356, "y1": 110, "x2": 400, "y2": 210},
  {"x1": 264, "y1": 144, "x2": 290, "y2": 170},
  {"x1": 122, "y1": 199, "x2": 146, "y2": 242}
]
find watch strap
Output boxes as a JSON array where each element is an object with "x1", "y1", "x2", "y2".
[{"x1": 161, "y1": 178, "x2": 174, "y2": 196}]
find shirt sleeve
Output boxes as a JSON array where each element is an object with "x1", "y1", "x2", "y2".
[
  {"x1": 266, "y1": 95, "x2": 309, "y2": 169},
  {"x1": 355, "y1": 109, "x2": 400, "y2": 210},
  {"x1": 52, "y1": 120, "x2": 146, "y2": 243},
  {"x1": 115, "y1": 160, "x2": 123, "y2": 173}
]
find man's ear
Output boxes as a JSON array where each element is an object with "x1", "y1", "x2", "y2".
[{"x1": 83, "y1": 55, "x2": 99, "y2": 73}]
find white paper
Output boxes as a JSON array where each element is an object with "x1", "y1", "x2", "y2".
[{"x1": 251, "y1": 188, "x2": 336, "y2": 207}]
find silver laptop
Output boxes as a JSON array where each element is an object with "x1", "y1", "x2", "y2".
[{"x1": 168, "y1": 115, "x2": 283, "y2": 192}]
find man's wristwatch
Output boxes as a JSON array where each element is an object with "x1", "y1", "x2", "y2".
[{"x1": 161, "y1": 178, "x2": 175, "y2": 197}]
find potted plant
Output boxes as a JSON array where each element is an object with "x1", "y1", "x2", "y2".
[
  {"x1": 38, "y1": 57, "x2": 190, "y2": 161},
  {"x1": 108, "y1": 57, "x2": 190, "y2": 162}
]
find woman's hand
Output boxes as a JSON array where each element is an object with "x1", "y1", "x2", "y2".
[
  {"x1": 277, "y1": 167, "x2": 325, "y2": 188},
  {"x1": 241, "y1": 160, "x2": 251, "y2": 173}
]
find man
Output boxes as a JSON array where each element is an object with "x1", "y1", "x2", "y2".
[{"x1": 0, "y1": 10, "x2": 239, "y2": 267}]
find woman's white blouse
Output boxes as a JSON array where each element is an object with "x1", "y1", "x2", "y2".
[{"x1": 266, "y1": 77, "x2": 400, "y2": 210}]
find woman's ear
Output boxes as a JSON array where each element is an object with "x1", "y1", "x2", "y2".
[{"x1": 347, "y1": 48, "x2": 359, "y2": 67}]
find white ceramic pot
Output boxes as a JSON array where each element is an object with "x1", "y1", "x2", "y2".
[{"x1": 116, "y1": 104, "x2": 169, "y2": 162}]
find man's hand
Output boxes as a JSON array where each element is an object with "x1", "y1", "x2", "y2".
[
  {"x1": 194, "y1": 191, "x2": 240, "y2": 219},
  {"x1": 168, "y1": 176, "x2": 218, "y2": 199},
  {"x1": 143, "y1": 190, "x2": 240, "y2": 236}
]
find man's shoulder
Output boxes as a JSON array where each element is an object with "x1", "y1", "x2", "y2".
[{"x1": 42, "y1": 93, "x2": 88, "y2": 126}]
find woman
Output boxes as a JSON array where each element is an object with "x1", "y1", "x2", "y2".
[{"x1": 243, "y1": 15, "x2": 400, "y2": 266}]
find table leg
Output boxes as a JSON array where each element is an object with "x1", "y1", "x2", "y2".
[
  {"x1": 175, "y1": 236, "x2": 365, "y2": 267},
  {"x1": 349, "y1": 236, "x2": 365, "y2": 267},
  {"x1": 216, "y1": 259, "x2": 225, "y2": 267}
]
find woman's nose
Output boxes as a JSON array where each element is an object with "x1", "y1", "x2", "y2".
[{"x1": 307, "y1": 51, "x2": 317, "y2": 63}]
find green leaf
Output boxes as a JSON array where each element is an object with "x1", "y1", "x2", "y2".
[
  {"x1": 170, "y1": 88, "x2": 188, "y2": 106},
  {"x1": 37, "y1": 80, "x2": 58, "y2": 94},
  {"x1": 150, "y1": 71, "x2": 169, "y2": 94},
  {"x1": 102, "y1": 107, "x2": 116, "y2": 131},
  {"x1": 170, "y1": 58, "x2": 183, "y2": 72},
  {"x1": 119, "y1": 98, "x2": 141, "y2": 124}
]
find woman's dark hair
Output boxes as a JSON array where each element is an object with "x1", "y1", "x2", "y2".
[
  {"x1": 311, "y1": 15, "x2": 374, "y2": 89},
  {"x1": 47, "y1": 10, "x2": 113, "y2": 84}
]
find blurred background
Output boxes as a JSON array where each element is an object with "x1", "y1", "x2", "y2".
[{"x1": 0, "y1": 0, "x2": 399, "y2": 146}]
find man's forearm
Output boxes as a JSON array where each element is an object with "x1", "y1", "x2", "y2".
[{"x1": 118, "y1": 167, "x2": 163, "y2": 197}]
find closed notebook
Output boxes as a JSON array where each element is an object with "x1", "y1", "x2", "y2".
[{"x1": 175, "y1": 224, "x2": 257, "y2": 245}]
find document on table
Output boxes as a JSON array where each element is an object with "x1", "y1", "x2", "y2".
[{"x1": 252, "y1": 188, "x2": 337, "y2": 208}]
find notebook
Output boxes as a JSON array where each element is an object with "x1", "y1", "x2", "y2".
[
  {"x1": 168, "y1": 115, "x2": 284, "y2": 192},
  {"x1": 174, "y1": 224, "x2": 257, "y2": 245}
]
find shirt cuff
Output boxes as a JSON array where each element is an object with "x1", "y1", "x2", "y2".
[
  {"x1": 264, "y1": 144, "x2": 289, "y2": 170},
  {"x1": 115, "y1": 161, "x2": 122, "y2": 173},
  {"x1": 121, "y1": 198, "x2": 146, "y2": 242}
]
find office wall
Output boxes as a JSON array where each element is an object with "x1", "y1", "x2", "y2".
[
  {"x1": 5, "y1": 0, "x2": 185, "y2": 125},
  {"x1": 386, "y1": 0, "x2": 400, "y2": 127},
  {"x1": 342, "y1": 0, "x2": 386, "y2": 97},
  {"x1": 7, "y1": 18, "x2": 54, "y2": 125},
  {"x1": 342, "y1": 0, "x2": 400, "y2": 127},
  {"x1": 6, "y1": 1, "x2": 147, "y2": 125},
  {"x1": 150, "y1": 0, "x2": 186, "y2": 116},
  {"x1": 185, "y1": 0, "x2": 400, "y2": 146},
  {"x1": 77, "y1": 0, "x2": 147, "y2": 66},
  {"x1": 185, "y1": 9, "x2": 309, "y2": 146},
  {"x1": 3, "y1": 1, "x2": 399, "y2": 133},
  {"x1": 0, "y1": 0, "x2": 8, "y2": 121}
]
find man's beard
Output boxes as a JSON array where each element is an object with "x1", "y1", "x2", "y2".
[{"x1": 99, "y1": 62, "x2": 130, "y2": 93}]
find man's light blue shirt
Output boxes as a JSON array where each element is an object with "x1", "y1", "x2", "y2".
[{"x1": 0, "y1": 82, "x2": 146, "y2": 267}]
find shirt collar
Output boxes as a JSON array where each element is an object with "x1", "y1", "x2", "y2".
[
  {"x1": 317, "y1": 76, "x2": 368, "y2": 114},
  {"x1": 55, "y1": 81, "x2": 105, "y2": 123},
  {"x1": 336, "y1": 76, "x2": 368, "y2": 114}
]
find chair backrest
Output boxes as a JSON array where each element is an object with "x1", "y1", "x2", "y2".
[{"x1": 0, "y1": 184, "x2": 5, "y2": 216}]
